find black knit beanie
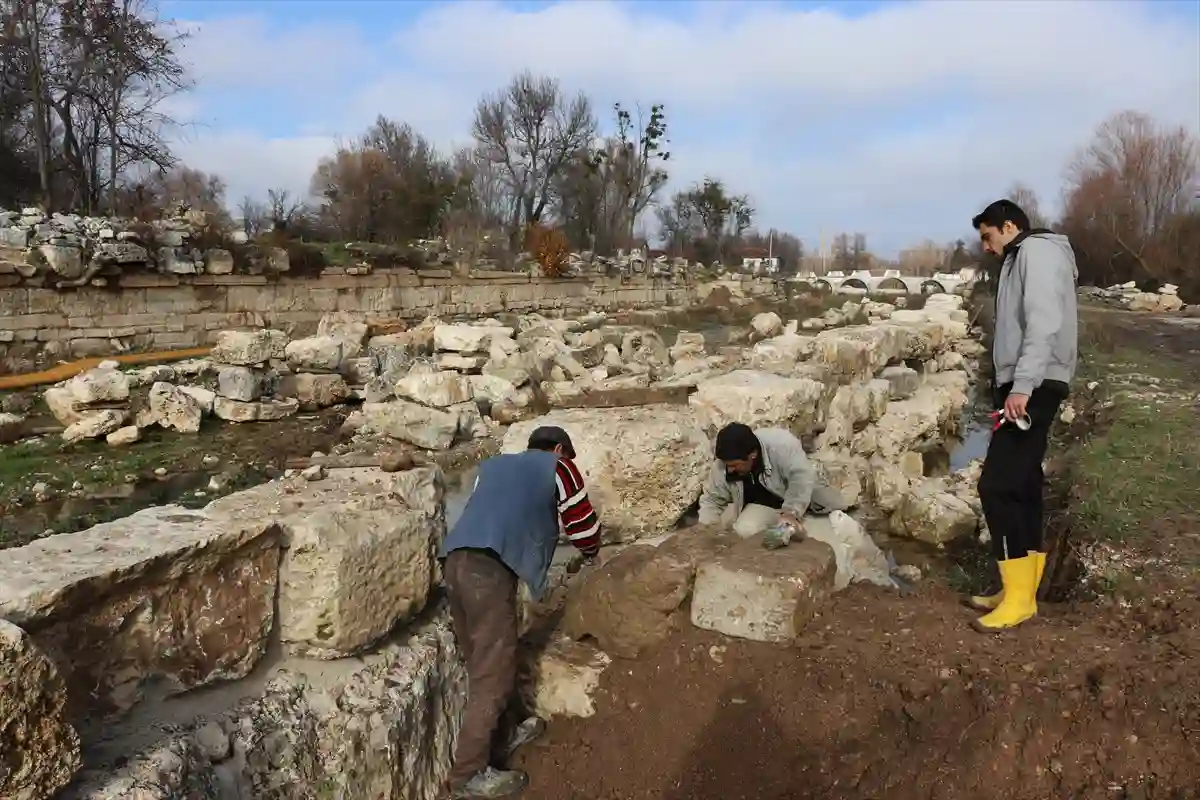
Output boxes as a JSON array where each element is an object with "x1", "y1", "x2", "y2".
[{"x1": 714, "y1": 422, "x2": 760, "y2": 461}]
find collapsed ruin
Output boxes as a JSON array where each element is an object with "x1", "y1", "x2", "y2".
[{"x1": 0, "y1": 285, "x2": 994, "y2": 799}]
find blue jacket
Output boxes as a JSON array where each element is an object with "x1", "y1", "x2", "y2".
[{"x1": 439, "y1": 450, "x2": 561, "y2": 599}]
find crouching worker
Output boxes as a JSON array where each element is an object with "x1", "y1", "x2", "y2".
[
  {"x1": 698, "y1": 422, "x2": 846, "y2": 546},
  {"x1": 440, "y1": 425, "x2": 602, "y2": 799}
]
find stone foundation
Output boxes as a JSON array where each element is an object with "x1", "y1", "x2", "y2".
[{"x1": 0, "y1": 270, "x2": 701, "y2": 372}]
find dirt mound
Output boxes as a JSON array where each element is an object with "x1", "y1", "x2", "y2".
[{"x1": 518, "y1": 581, "x2": 1200, "y2": 800}]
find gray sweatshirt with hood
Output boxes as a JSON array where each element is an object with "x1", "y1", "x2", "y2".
[{"x1": 993, "y1": 232, "x2": 1078, "y2": 397}]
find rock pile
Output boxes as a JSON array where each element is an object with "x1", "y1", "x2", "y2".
[
  {"x1": 1081, "y1": 281, "x2": 1187, "y2": 313},
  {"x1": 0, "y1": 206, "x2": 287, "y2": 287}
]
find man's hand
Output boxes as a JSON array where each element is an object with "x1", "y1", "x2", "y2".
[
  {"x1": 1004, "y1": 392, "x2": 1030, "y2": 422},
  {"x1": 779, "y1": 513, "x2": 805, "y2": 537}
]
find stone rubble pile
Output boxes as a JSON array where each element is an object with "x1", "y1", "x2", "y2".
[
  {"x1": 1, "y1": 289, "x2": 999, "y2": 800},
  {"x1": 1080, "y1": 281, "x2": 1187, "y2": 313},
  {"x1": 0, "y1": 206, "x2": 290, "y2": 287}
]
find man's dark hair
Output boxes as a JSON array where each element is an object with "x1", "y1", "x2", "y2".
[
  {"x1": 527, "y1": 425, "x2": 576, "y2": 459},
  {"x1": 972, "y1": 199, "x2": 1031, "y2": 232},
  {"x1": 714, "y1": 422, "x2": 760, "y2": 461}
]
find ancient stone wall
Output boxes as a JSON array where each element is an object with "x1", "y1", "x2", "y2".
[{"x1": 0, "y1": 269, "x2": 700, "y2": 373}]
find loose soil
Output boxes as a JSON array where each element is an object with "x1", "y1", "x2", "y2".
[{"x1": 519, "y1": 308, "x2": 1200, "y2": 800}]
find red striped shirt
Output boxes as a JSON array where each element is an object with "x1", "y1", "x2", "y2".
[{"x1": 555, "y1": 458, "x2": 601, "y2": 556}]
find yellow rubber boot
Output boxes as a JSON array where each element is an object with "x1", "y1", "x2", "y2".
[
  {"x1": 967, "y1": 588, "x2": 1003, "y2": 611},
  {"x1": 971, "y1": 555, "x2": 1038, "y2": 632},
  {"x1": 1032, "y1": 551, "x2": 1047, "y2": 591}
]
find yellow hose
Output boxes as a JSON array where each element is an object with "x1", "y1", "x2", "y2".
[{"x1": 0, "y1": 347, "x2": 212, "y2": 391}]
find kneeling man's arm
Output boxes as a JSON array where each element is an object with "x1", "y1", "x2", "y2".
[
  {"x1": 556, "y1": 457, "x2": 601, "y2": 558},
  {"x1": 697, "y1": 461, "x2": 732, "y2": 524}
]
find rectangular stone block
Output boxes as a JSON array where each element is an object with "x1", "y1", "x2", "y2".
[
  {"x1": 690, "y1": 536, "x2": 836, "y2": 643},
  {"x1": 0, "y1": 504, "x2": 281, "y2": 721},
  {"x1": 205, "y1": 468, "x2": 446, "y2": 659}
]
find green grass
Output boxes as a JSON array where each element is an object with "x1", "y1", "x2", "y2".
[{"x1": 1066, "y1": 316, "x2": 1200, "y2": 543}]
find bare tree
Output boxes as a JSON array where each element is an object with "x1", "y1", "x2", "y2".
[
  {"x1": 1061, "y1": 111, "x2": 1198, "y2": 288},
  {"x1": 238, "y1": 195, "x2": 268, "y2": 238},
  {"x1": 266, "y1": 188, "x2": 303, "y2": 231},
  {"x1": 1006, "y1": 182, "x2": 1052, "y2": 229},
  {"x1": 472, "y1": 71, "x2": 597, "y2": 244}
]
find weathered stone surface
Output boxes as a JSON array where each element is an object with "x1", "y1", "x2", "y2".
[
  {"x1": 285, "y1": 335, "x2": 347, "y2": 373},
  {"x1": 212, "y1": 395, "x2": 299, "y2": 423},
  {"x1": 105, "y1": 424, "x2": 140, "y2": 446},
  {"x1": 690, "y1": 369, "x2": 826, "y2": 436},
  {"x1": 880, "y1": 364, "x2": 920, "y2": 399},
  {"x1": 0, "y1": 504, "x2": 280, "y2": 721},
  {"x1": 67, "y1": 366, "x2": 130, "y2": 405},
  {"x1": 817, "y1": 379, "x2": 890, "y2": 448},
  {"x1": 65, "y1": 620, "x2": 465, "y2": 800},
  {"x1": 216, "y1": 365, "x2": 261, "y2": 401},
  {"x1": 43, "y1": 385, "x2": 84, "y2": 426},
  {"x1": 520, "y1": 635, "x2": 611, "y2": 720},
  {"x1": 811, "y1": 448, "x2": 868, "y2": 508},
  {"x1": 0, "y1": 619, "x2": 81, "y2": 800},
  {"x1": 316, "y1": 312, "x2": 369, "y2": 349},
  {"x1": 890, "y1": 478, "x2": 979, "y2": 544},
  {"x1": 503, "y1": 406, "x2": 711, "y2": 541},
  {"x1": 206, "y1": 468, "x2": 446, "y2": 659},
  {"x1": 668, "y1": 331, "x2": 706, "y2": 362},
  {"x1": 562, "y1": 527, "x2": 732, "y2": 658},
  {"x1": 750, "y1": 311, "x2": 783, "y2": 339},
  {"x1": 209, "y1": 329, "x2": 286, "y2": 366},
  {"x1": 62, "y1": 408, "x2": 127, "y2": 444},
  {"x1": 690, "y1": 536, "x2": 836, "y2": 643},
  {"x1": 748, "y1": 333, "x2": 814, "y2": 368},
  {"x1": 278, "y1": 372, "x2": 351, "y2": 410},
  {"x1": 144, "y1": 383, "x2": 202, "y2": 434},
  {"x1": 364, "y1": 399, "x2": 459, "y2": 450},
  {"x1": 434, "y1": 323, "x2": 514, "y2": 353},
  {"x1": 394, "y1": 370, "x2": 473, "y2": 408},
  {"x1": 851, "y1": 373, "x2": 968, "y2": 460}
]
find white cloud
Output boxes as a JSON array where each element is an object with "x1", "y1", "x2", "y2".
[{"x1": 171, "y1": 0, "x2": 1200, "y2": 254}]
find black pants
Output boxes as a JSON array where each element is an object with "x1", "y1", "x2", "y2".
[{"x1": 977, "y1": 381, "x2": 1067, "y2": 561}]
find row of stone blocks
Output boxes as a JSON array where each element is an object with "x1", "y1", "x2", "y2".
[{"x1": 0, "y1": 465, "x2": 463, "y2": 800}]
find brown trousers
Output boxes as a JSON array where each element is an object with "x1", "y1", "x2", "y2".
[{"x1": 444, "y1": 548, "x2": 520, "y2": 785}]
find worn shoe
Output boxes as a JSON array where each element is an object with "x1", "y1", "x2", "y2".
[
  {"x1": 502, "y1": 716, "x2": 546, "y2": 759},
  {"x1": 451, "y1": 767, "x2": 528, "y2": 799},
  {"x1": 971, "y1": 555, "x2": 1038, "y2": 632}
]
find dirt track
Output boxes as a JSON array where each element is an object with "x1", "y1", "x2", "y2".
[{"x1": 518, "y1": 310, "x2": 1200, "y2": 800}]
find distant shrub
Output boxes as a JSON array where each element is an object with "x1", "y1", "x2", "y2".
[{"x1": 525, "y1": 224, "x2": 569, "y2": 278}]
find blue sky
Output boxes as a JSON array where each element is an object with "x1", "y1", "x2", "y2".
[{"x1": 162, "y1": 0, "x2": 1200, "y2": 255}]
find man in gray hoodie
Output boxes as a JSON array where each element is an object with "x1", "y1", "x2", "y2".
[{"x1": 967, "y1": 199, "x2": 1078, "y2": 632}]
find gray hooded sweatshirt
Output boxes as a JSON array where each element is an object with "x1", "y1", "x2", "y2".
[{"x1": 993, "y1": 232, "x2": 1079, "y2": 397}]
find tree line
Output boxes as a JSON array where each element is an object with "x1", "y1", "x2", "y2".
[{"x1": 2, "y1": 2, "x2": 1194, "y2": 288}]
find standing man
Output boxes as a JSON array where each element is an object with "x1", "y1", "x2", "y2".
[
  {"x1": 698, "y1": 422, "x2": 846, "y2": 543},
  {"x1": 439, "y1": 425, "x2": 601, "y2": 799},
  {"x1": 968, "y1": 199, "x2": 1077, "y2": 632}
]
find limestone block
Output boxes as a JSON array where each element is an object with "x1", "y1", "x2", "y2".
[
  {"x1": 620, "y1": 328, "x2": 670, "y2": 373},
  {"x1": 105, "y1": 425, "x2": 140, "y2": 446},
  {"x1": 205, "y1": 468, "x2": 446, "y2": 659},
  {"x1": 433, "y1": 323, "x2": 513, "y2": 353},
  {"x1": 394, "y1": 370, "x2": 473, "y2": 408},
  {"x1": 144, "y1": 382, "x2": 204, "y2": 432},
  {"x1": 747, "y1": 333, "x2": 815, "y2": 368},
  {"x1": 67, "y1": 365, "x2": 130, "y2": 405},
  {"x1": 669, "y1": 331, "x2": 707, "y2": 362},
  {"x1": 817, "y1": 379, "x2": 890, "y2": 448},
  {"x1": 364, "y1": 400, "x2": 459, "y2": 450},
  {"x1": 43, "y1": 386, "x2": 84, "y2": 426},
  {"x1": 690, "y1": 536, "x2": 836, "y2": 643},
  {"x1": 503, "y1": 406, "x2": 711, "y2": 541},
  {"x1": 216, "y1": 365, "x2": 262, "y2": 401},
  {"x1": 213, "y1": 396, "x2": 299, "y2": 423},
  {"x1": 880, "y1": 364, "x2": 920, "y2": 399},
  {"x1": 562, "y1": 526, "x2": 732, "y2": 658},
  {"x1": 62, "y1": 408, "x2": 127, "y2": 444},
  {"x1": 750, "y1": 311, "x2": 783, "y2": 339},
  {"x1": 210, "y1": 329, "x2": 287, "y2": 366},
  {"x1": 0, "y1": 619, "x2": 81, "y2": 800},
  {"x1": 317, "y1": 311, "x2": 369, "y2": 349},
  {"x1": 39, "y1": 244, "x2": 85, "y2": 279},
  {"x1": 889, "y1": 479, "x2": 979, "y2": 544},
  {"x1": 205, "y1": 248, "x2": 234, "y2": 275},
  {"x1": 436, "y1": 353, "x2": 486, "y2": 372},
  {"x1": 811, "y1": 449, "x2": 868, "y2": 508},
  {"x1": 690, "y1": 369, "x2": 826, "y2": 436},
  {"x1": 0, "y1": 504, "x2": 280, "y2": 720},
  {"x1": 468, "y1": 373, "x2": 520, "y2": 404},
  {"x1": 278, "y1": 372, "x2": 351, "y2": 410},
  {"x1": 285, "y1": 335, "x2": 347, "y2": 373},
  {"x1": 519, "y1": 635, "x2": 611, "y2": 719},
  {"x1": 851, "y1": 376, "x2": 968, "y2": 460}
]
